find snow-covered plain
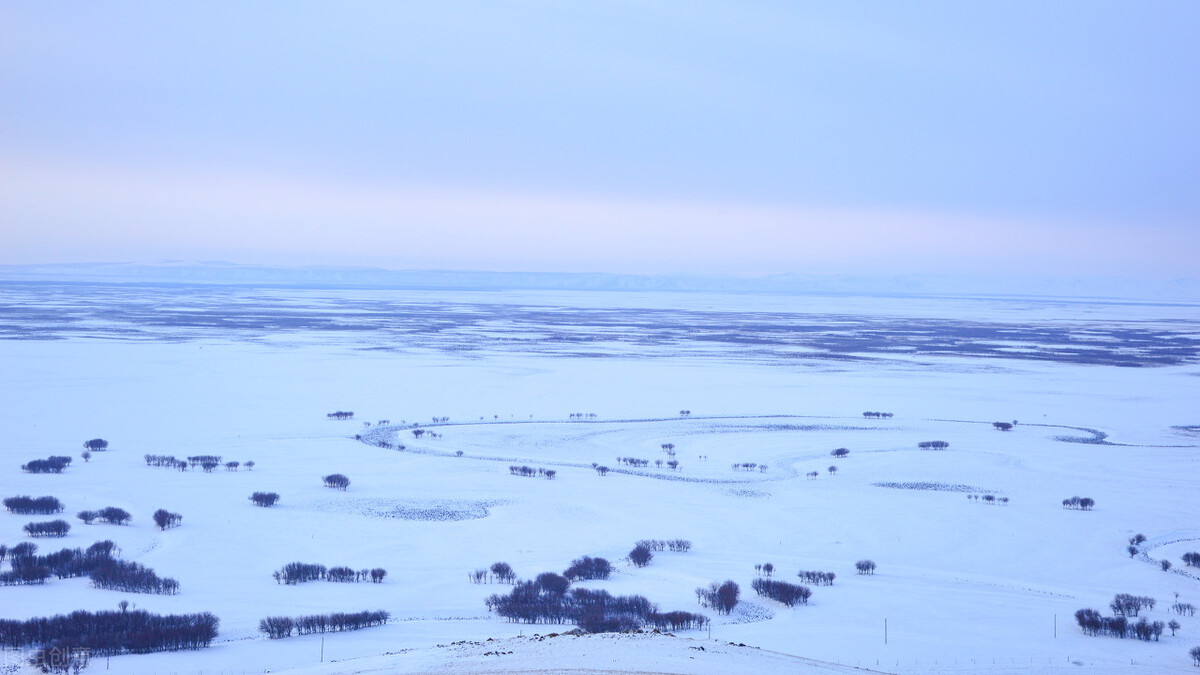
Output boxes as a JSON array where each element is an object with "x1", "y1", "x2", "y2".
[{"x1": 1, "y1": 284, "x2": 1199, "y2": 674}]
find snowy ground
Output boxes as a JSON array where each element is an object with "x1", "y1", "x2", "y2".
[{"x1": 1, "y1": 285, "x2": 1198, "y2": 674}]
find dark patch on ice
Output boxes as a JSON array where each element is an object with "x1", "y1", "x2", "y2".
[
  {"x1": 726, "y1": 488, "x2": 771, "y2": 498},
  {"x1": 722, "y1": 601, "x2": 774, "y2": 624},
  {"x1": 873, "y1": 481, "x2": 990, "y2": 493},
  {"x1": 312, "y1": 498, "x2": 503, "y2": 521},
  {"x1": 1172, "y1": 425, "x2": 1200, "y2": 437}
]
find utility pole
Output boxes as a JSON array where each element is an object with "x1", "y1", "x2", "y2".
[{"x1": 884, "y1": 618, "x2": 888, "y2": 645}]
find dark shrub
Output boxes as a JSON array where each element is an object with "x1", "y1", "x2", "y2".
[
  {"x1": 152, "y1": 509, "x2": 182, "y2": 530},
  {"x1": 564, "y1": 556, "x2": 612, "y2": 582},
  {"x1": 536, "y1": 572, "x2": 570, "y2": 596},
  {"x1": 490, "y1": 562, "x2": 516, "y2": 583},
  {"x1": 97, "y1": 507, "x2": 132, "y2": 525},
  {"x1": 629, "y1": 545, "x2": 653, "y2": 568},
  {"x1": 250, "y1": 492, "x2": 280, "y2": 507}
]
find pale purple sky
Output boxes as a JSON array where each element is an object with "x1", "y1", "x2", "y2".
[{"x1": 2, "y1": 2, "x2": 1198, "y2": 278}]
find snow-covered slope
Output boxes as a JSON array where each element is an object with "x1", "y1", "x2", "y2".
[
  {"x1": 1, "y1": 285, "x2": 1198, "y2": 674},
  {"x1": 279, "y1": 630, "x2": 894, "y2": 675}
]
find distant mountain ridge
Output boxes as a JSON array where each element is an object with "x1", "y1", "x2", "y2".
[{"x1": 1, "y1": 262, "x2": 1197, "y2": 302}]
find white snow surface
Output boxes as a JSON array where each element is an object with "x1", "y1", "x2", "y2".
[{"x1": 1, "y1": 286, "x2": 1199, "y2": 674}]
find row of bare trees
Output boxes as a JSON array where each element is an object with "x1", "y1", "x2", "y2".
[
  {"x1": 260, "y1": 610, "x2": 389, "y2": 639},
  {"x1": 0, "y1": 540, "x2": 118, "y2": 586},
  {"x1": 273, "y1": 562, "x2": 386, "y2": 585},
  {"x1": 0, "y1": 609, "x2": 218, "y2": 657},
  {"x1": 3, "y1": 496, "x2": 63, "y2": 514},
  {"x1": 23, "y1": 520, "x2": 70, "y2": 538},
  {"x1": 751, "y1": 578, "x2": 812, "y2": 606}
]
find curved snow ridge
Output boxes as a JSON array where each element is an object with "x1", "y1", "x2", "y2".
[
  {"x1": 356, "y1": 416, "x2": 897, "y2": 485},
  {"x1": 927, "y1": 417, "x2": 1199, "y2": 449},
  {"x1": 356, "y1": 432, "x2": 775, "y2": 486},
  {"x1": 274, "y1": 631, "x2": 895, "y2": 675}
]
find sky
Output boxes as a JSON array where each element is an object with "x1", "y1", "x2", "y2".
[{"x1": 2, "y1": 1, "x2": 1198, "y2": 278}]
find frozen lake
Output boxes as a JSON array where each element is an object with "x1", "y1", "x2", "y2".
[{"x1": 1, "y1": 283, "x2": 1198, "y2": 673}]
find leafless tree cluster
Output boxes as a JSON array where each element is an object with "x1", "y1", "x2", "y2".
[
  {"x1": 23, "y1": 520, "x2": 70, "y2": 538},
  {"x1": 322, "y1": 474, "x2": 350, "y2": 490},
  {"x1": 1062, "y1": 496, "x2": 1095, "y2": 510},
  {"x1": 637, "y1": 539, "x2": 692, "y2": 553},
  {"x1": 77, "y1": 507, "x2": 131, "y2": 526},
  {"x1": 91, "y1": 560, "x2": 179, "y2": 594},
  {"x1": 0, "y1": 609, "x2": 218, "y2": 659},
  {"x1": 508, "y1": 465, "x2": 555, "y2": 479},
  {"x1": 3, "y1": 496, "x2": 63, "y2": 515},
  {"x1": 21, "y1": 457, "x2": 72, "y2": 474},
  {"x1": 695, "y1": 581, "x2": 739, "y2": 614},
  {"x1": 249, "y1": 492, "x2": 279, "y2": 507},
  {"x1": 272, "y1": 562, "x2": 386, "y2": 585},
  {"x1": 751, "y1": 578, "x2": 811, "y2": 607},
  {"x1": 152, "y1": 509, "x2": 182, "y2": 530},
  {"x1": 563, "y1": 556, "x2": 612, "y2": 581},
  {"x1": 259, "y1": 610, "x2": 388, "y2": 639},
  {"x1": 1075, "y1": 606, "x2": 1163, "y2": 641},
  {"x1": 797, "y1": 570, "x2": 836, "y2": 585}
]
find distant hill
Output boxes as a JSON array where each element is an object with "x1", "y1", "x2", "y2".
[{"x1": 2, "y1": 261, "x2": 1197, "y2": 302}]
